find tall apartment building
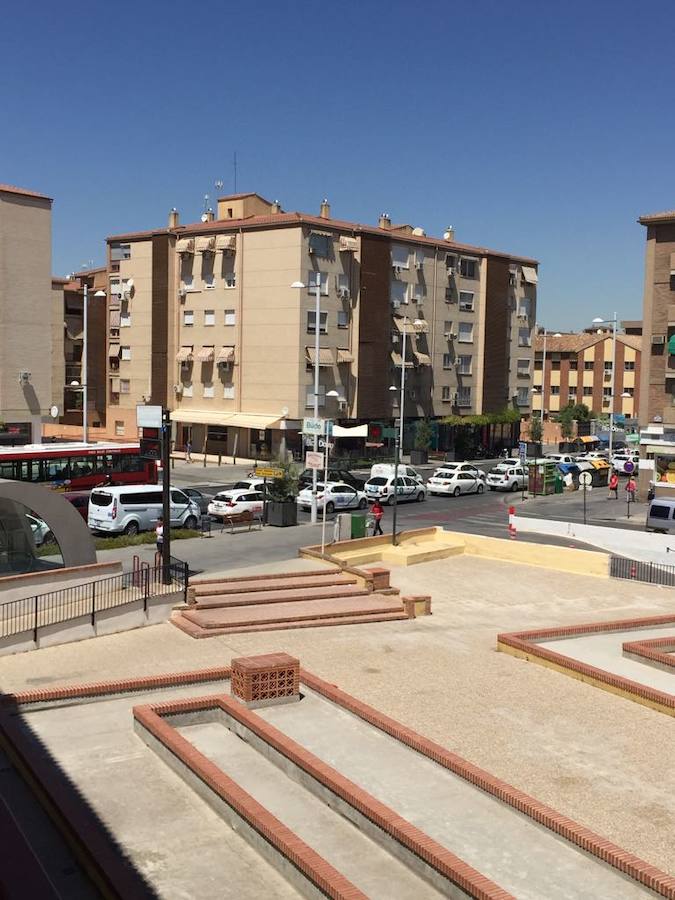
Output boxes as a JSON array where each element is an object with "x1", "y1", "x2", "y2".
[
  {"x1": 532, "y1": 329, "x2": 641, "y2": 420},
  {"x1": 102, "y1": 193, "x2": 537, "y2": 457},
  {"x1": 0, "y1": 184, "x2": 61, "y2": 443}
]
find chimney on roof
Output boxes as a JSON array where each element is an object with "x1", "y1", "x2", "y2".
[
  {"x1": 271, "y1": 199, "x2": 282, "y2": 214},
  {"x1": 443, "y1": 225, "x2": 455, "y2": 242},
  {"x1": 168, "y1": 208, "x2": 179, "y2": 228},
  {"x1": 320, "y1": 198, "x2": 330, "y2": 219},
  {"x1": 378, "y1": 212, "x2": 391, "y2": 229},
  {"x1": 204, "y1": 209, "x2": 215, "y2": 222}
]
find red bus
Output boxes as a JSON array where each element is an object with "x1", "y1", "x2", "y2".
[{"x1": 0, "y1": 442, "x2": 157, "y2": 491}]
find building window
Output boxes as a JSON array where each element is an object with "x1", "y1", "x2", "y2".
[
  {"x1": 444, "y1": 320, "x2": 453, "y2": 333},
  {"x1": 336, "y1": 272, "x2": 350, "y2": 297},
  {"x1": 307, "y1": 271, "x2": 329, "y2": 295},
  {"x1": 182, "y1": 383, "x2": 193, "y2": 398},
  {"x1": 446, "y1": 254, "x2": 457, "y2": 270},
  {"x1": 442, "y1": 353, "x2": 453, "y2": 369},
  {"x1": 624, "y1": 360, "x2": 635, "y2": 371},
  {"x1": 518, "y1": 328, "x2": 531, "y2": 347},
  {"x1": 391, "y1": 244, "x2": 410, "y2": 270},
  {"x1": 120, "y1": 346, "x2": 131, "y2": 361},
  {"x1": 584, "y1": 360, "x2": 594, "y2": 370},
  {"x1": 517, "y1": 358, "x2": 530, "y2": 376},
  {"x1": 457, "y1": 355, "x2": 472, "y2": 375},
  {"x1": 583, "y1": 386, "x2": 593, "y2": 396},
  {"x1": 459, "y1": 291, "x2": 474, "y2": 311},
  {"x1": 412, "y1": 282, "x2": 426, "y2": 302},
  {"x1": 224, "y1": 309, "x2": 236, "y2": 326},
  {"x1": 306, "y1": 386, "x2": 326, "y2": 408},
  {"x1": 183, "y1": 310, "x2": 194, "y2": 326},
  {"x1": 457, "y1": 386, "x2": 471, "y2": 406},
  {"x1": 114, "y1": 420, "x2": 125, "y2": 436},
  {"x1": 604, "y1": 361, "x2": 613, "y2": 372},
  {"x1": 517, "y1": 387, "x2": 529, "y2": 406},
  {"x1": 534, "y1": 358, "x2": 543, "y2": 370},
  {"x1": 308, "y1": 232, "x2": 332, "y2": 258},
  {"x1": 518, "y1": 298, "x2": 531, "y2": 318},
  {"x1": 119, "y1": 379, "x2": 130, "y2": 394},
  {"x1": 204, "y1": 310, "x2": 215, "y2": 326},
  {"x1": 120, "y1": 313, "x2": 131, "y2": 327},
  {"x1": 337, "y1": 310, "x2": 349, "y2": 328},
  {"x1": 110, "y1": 243, "x2": 131, "y2": 261},
  {"x1": 549, "y1": 385, "x2": 559, "y2": 395},
  {"x1": 442, "y1": 386, "x2": 452, "y2": 402},
  {"x1": 203, "y1": 383, "x2": 214, "y2": 399},
  {"x1": 458, "y1": 322, "x2": 473, "y2": 343},
  {"x1": 551, "y1": 359, "x2": 560, "y2": 370},
  {"x1": 623, "y1": 386, "x2": 634, "y2": 397},
  {"x1": 223, "y1": 384, "x2": 235, "y2": 399},
  {"x1": 390, "y1": 280, "x2": 408, "y2": 306},
  {"x1": 224, "y1": 271, "x2": 236, "y2": 288},
  {"x1": 307, "y1": 310, "x2": 328, "y2": 333},
  {"x1": 568, "y1": 392, "x2": 577, "y2": 402},
  {"x1": 603, "y1": 386, "x2": 612, "y2": 397},
  {"x1": 459, "y1": 258, "x2": 477, "y2": 278},
  {"x1": 569, "y1": 358, "x2": 578, "y2": 370}
]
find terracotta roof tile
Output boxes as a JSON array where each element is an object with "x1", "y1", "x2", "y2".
[
  {"x1": 535, "y1": 332, "x2": 642, "y2": 354},
  {"x1": 0, "y1": 183, "x2": 52, "y2": 201},
  {"x1": 638, "y1": 209, "x2": 675, "y2": 224}
]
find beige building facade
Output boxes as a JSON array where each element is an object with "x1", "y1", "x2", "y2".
[
  {"x1": 100, "y1": 194, "x2": 537, "y2": 457},
  {"x1": 0, "y1": 184, "x2": 61, "y2": 443}
]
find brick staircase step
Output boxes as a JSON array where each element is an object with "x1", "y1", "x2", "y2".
[
  {"x1": 191, "y1": 573, "x2": 358, "y2": 599},
  {"x1": 192, "y1": 583, "x2": 370, "y2": 610},
  {"x1": 190, "y1": 568, "x2": 339, "y2": 588},
  {"x1": 182, "y1": 594, "x2": 404, "y2": 630},
  {"x1": 172, "y1": 609, "x2": 408, "y2": 638}
]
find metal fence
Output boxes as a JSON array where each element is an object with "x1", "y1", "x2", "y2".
[
  {"x1": 610, "y1": 555, "x2": 675, "y2": 587},
  {"x1": 0, "y1": 556, "x2": 189, "y2": 640}
]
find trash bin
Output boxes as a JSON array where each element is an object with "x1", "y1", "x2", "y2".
[
  {"x1": 554, "y1": 473, "x2": 564, "y2": 494},
  {"x1": 350, "y1": 514, "x2": 367, "y2": 539}
]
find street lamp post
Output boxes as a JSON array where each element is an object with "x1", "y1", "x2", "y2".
[
  {"x1": 292, "y1": 274, "x2": 322, "y2": 524},
  {"x1": 592, "y1": 312, "x2": 617, "y2": 459},
  {"x1": 82, "y1": 285, "x2": 107, "y2": 444}
]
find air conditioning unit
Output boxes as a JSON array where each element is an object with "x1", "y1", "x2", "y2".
[
  {"x1": 338, "y1": 399, "x2": 347, "y2": 410},
  {"x1": 393, "y1": 264, "x2": 403, "y2": 276},
  {"x1": 445, "y1": 331, "x2": 457, "y2": 340},
  {"x1": 447, "y1": 266, "x2": 456, "y2": 276},
  {"x1": 391, "y1": 299, "x2": 401, "y2": 309},
  {"x1": 174, "y1": 384, "x2": 183, "y2": 394},
  {"x1": 652, "y1": 334, "x2": 666, "y2": 344},
  {"x1": 178, "y1": 286, "x2": 187, "y2": 297},
  {"x1": 415, "y1": 261, "x2": 422, "y2": 270},
  {"x1": 338, "y1": 287, "x2": 350, "y2": 300},
  {"x1": 392, "y1": 333, "x2": 400, "y2": 344}
]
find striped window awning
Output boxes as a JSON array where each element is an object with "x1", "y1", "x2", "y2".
[
  {"x1": 339, "y1": 236, "x2": 358, "y2": 252},
  {"x1": 414, "y1": 351, "x2": 432, "y2": 366},
  {"x1": 197, "y1": 346, "x2": 215, "y2": 362},
  {"x1": 391, "y1": 351, "x2": 414, "y2": 368},
  {"x1": 195, "y1": 236, "x2": 216, "y2": 253},
  {"x1": 305, "y1": 347, "x2": 333, "y2": 366},
  {"x1": 521, "y1": 265, "x2": 538, "y2": 284},
  {"x1": 216, "y1": 345, "x2": 235, "y2": 363},
  {"x1": 215, "y1": 234, "x2": 236, "y2": 252},
  {"x1": 176, "y1": 238, "x2": 195, "y2": 254},
  {"x1": 176, "y1": 346, "x2": 194, "y2": 362},
  {"x1": 108, "y1": 343, "x2": 121, "y2": 358},
  {"x1": 336, "y1": 348, "x2": 354, "y2": 364},
  {"x1": 109, "y1": 308, "x2": 121, "y2": 328}
]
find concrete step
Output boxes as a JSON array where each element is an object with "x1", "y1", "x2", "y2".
[
  {"x1": 181, "y1": 594, "x2": 404, "y2": 630},
  {"x1": 191, "y1": 573, "x2": 358, "y2": 600},
  {"x1": 172, "y1": 609, "x2": 408, "y2": 637},
  {"x1": 191, "y1": 583, "x2": 370, "y2": 610},
  {"x1": 190, "y1": 568, "x2": 338, "y2": 588}
]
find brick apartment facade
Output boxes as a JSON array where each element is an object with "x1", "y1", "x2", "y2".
[
  {"x1": 60, "y1": 194, "x2": 538, "y2": 457},
  {"x1": 532, "y1": 330, "x2": 641, "y2": 420}
]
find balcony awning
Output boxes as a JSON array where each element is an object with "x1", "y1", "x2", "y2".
[
  {"x1": 197, "y1": 345, "x2": 215, "y2": 362},
  {"x1": 215, "y1": 234, "x2": 236, "y2": 251},
  {"x1": 391, "y1": 351, "x2": 414, "y2": 368},
  {"x1": 521, "y1": 265, "x2": 538, "y2": 284},
  {"x1": 222, "y1": 412, "x2": 282, "y2": 430},
  {"x1": 339, "y1": 236, "x2": 358, "y2": 253},
  {"x1": 216, "y1": 345, "x2": 235, "y2": 363},
  {"x1": 392, "y1": 316, "x2": 426, "y2": 335},
  {"x1": 64, "y1": 316, "x2": 83, "y2": 340},
  {"x1": 305, "y1": 347, "x2": 333, "y2": 366},
  {"x1": 109, "y1": 308, "x2": 121, "y2": 328},
  {"x1": 170, "y1": 409, "x2": 232, "y2": 426},
  {"x1": 110, "y1": 377, "x2": 120, "y2": 393},
  {"x1": 108, "y1": 343, "x2": 121, "y2": 358},
  {"x1": 195, "y1": 236, "x2": 216, "y2": 253},
  {"x1": 337, "y1": 348, "x2": 354, "y2": 364},
  {"x1": 414, "y1": 351, "x2": 432, "y2": 366},
  {"x1": 176, "y1": 346, "x2": 193, "y2": 362},
  {"x1": 176, "y1": 238, "x2": 195, "y2": 254}
]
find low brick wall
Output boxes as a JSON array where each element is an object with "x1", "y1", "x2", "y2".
[{"x1": 231, "y1": 653, "x2": 300, "y2": 706}]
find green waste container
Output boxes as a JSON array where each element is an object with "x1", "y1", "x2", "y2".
[
  {"x1": 351, "y1": 514, "x2": 367, "y2": 539},
  {"x1": 554, "y1": 473, "x2": 564, "y2": 494}
]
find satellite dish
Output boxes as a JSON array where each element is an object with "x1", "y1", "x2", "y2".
[
  {"x1": 126, "y1": 278, "x2": 134, "y2": 290},
  {"x1": 50, "y1": 405, "x2": 59, "y2": 419}
]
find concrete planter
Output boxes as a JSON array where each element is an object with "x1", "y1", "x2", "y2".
[
  {"x1": 266, "y1": 501, "x2": 297, "y2": 527},
  {"x1": 410, "y1": 449, "x2": 429, "y2": 465}
]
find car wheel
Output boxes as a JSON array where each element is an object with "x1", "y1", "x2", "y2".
[
  {"x1": 476, "y1": 484, "x2": 484, "y2": 495},
  {"x1": 185, "y1": 516, "x2": 198, "y2": 530},
  {"x1": 124, "y1": 521, "x2": 140, "y2": 536},
  {"x1": 325, "y1": 501, "x2": 335, "y2": 514},
  {"x1": 43, "y1": 531, "x2": 56, "y2": 545},
  {"x1": 416, "y1": 492, "x2": 425, "y2": 502},
  {"x1": 453, "y1": 487, "x2": 461, "y2": 497},
  {"x1": 386, "y1": 495, "x2": 396, "y2": 505},
  {"x1": 488, "y1": 486, "x2": 495, "y2": 491},
  {"x1": 511, "y1": 481, "x2": 519, "y2": 492},
  {"x1": 358, "y1": 498, "x2": 368, "y2": 509}
]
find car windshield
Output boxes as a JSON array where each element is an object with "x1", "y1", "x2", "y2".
[
  {"x1": 435, "y1": 466, "x2": 458, "y2": 474},
  {"x1": 369, "y1": 477, "x2": 387, "y2": 486},
  {"x1": 232, "y1": 481, "x2": 253, "y2": 489}
]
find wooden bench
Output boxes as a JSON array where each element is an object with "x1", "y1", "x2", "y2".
[{"x1": 220, "y1": 509, "x2": 263, "y2": 534}]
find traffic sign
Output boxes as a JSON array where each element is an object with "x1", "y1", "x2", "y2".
[
  {"x1": 136, "y1": 404, "x2": 163, "y2": 429},
  {"x1": 302, "y1": 417, "x2": 325, "y2": 436},
  {"x1": 518, "y1": 441, "x2": 527, "y2": 463},
  {"x1": 623, "y1": 460, "x2": 635, "y2": 474},
  {"x1": 305, "y1": 451, "x2": 324, "y2": 471},
  {"x1": 579, "y1": 472, "x2": 592, "y2": 486},
  {"x1": 256, "y1": 466, "x2": 284, "y2": 479}
]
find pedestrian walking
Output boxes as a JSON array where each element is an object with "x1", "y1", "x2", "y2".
[
  {"x1": 608, "y1": 470, "x2": 619, "y2": 499},
  {"x1": 155, "y1": 515, "x2": 164, "y2": 563},
  {"x1": 185, "y1": 440, "x2": 192, "y2": 463},
  {"x1": 372, "y1": 499, "x2": 384, "y2": 536},
  {"x1": 625, "y1": 477, "x2": 637, "y2": 503}
]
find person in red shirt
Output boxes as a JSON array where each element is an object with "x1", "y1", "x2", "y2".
[
  {"x1": 625, "y1": 477, "x2": 637, "y2": 503},
  {"x1": 371, "y1": 499, "x2": 384, "y2": 535},
  {"x1": 608, "y1": 470, "x2": 619, "y2": 499}
]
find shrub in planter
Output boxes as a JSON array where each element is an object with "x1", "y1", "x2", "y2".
[
  {"x1": 411, "y1": 419, "x2": 433, "y2": 465},
  {"x1": 265, "y1": 458, "x2": 299, "y2": 527}
]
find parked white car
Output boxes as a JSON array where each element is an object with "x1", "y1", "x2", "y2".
[
  {"x1": 428, "y1": 463, "x2": 487, "y2": 485},
  {"x1": 227, "y1": 478, "x2": 266, "y2": 493},
  {"x1": 364, "y1": 475, "x2": 426, "y2": 505},
  {"x1": 487, "y1": 465, "x2": 527, "y2": 492},
  {"x1": 208, "y1": 490, "x2": 265, "y2": 519},
  {"x1": 611, "y1": 454, "x2": 639, "y2": 474},
  {"x1": 297, "y1": 482, "x2": 368, "y2": 513},
  {"x1": 88, "y1": 485, "x2": 201, "y2": 535},
  {"x1": 25, "y1": 513, "x2": 55, "y2": 546},
  {"x1": 427, "y1": 469, "x2": 484, "y2": 497},
  {"x1": 545, "y1": 453, "x2": 576, "y2": 465},
  {"x1": 577, "y1": 450, "x2": 608, "y2": 462}
]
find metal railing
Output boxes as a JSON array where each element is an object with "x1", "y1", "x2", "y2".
[
  {"x1": 0, "y1": 556, "x2": 189, "y2": 640},
  {"x1": 610, "y1": 555, "x2": 675, "y2": 587}
]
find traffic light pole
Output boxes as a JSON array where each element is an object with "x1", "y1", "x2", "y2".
[{"x1": 162, "y1": 408, "x2": 171, "y2": 584}]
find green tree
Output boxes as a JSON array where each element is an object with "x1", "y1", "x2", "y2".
[
  {"x1": 414, "y1": 419, "x2": 434, "y2": 451},
  {"x1": 265, "y1": 457, "x2": 299, "y2": 501},
  {"x1": 529, "y1": 416, "x2": 543, "y2": 443},
  {"x1": 570, "y1": 403, "x2": 592, "y2": 421},
  {"x1": 558, "y1": 404, "x2": 575, "y2": 439}
]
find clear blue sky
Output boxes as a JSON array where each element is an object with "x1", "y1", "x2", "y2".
[{"x1": 2, "y1": 0, "x2": 674, "y2": 329}]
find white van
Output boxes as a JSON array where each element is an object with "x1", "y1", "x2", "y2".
[
  {"x1": 88, "y1": 485, "x2": 201, "y2": 535},
  {"x1": 369, "y1": 463, "x2": 424, "y2": 484},
  {"x1": 646, "y1": 498, "x2": 675, "y2": 534}
]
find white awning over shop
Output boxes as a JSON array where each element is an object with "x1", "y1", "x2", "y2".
[
  {"x1": 216, "y1": 345, "x2": 235, "y2": 363},
  {"x1": 170, "y1": 409, "x2": 232, "y2": 426},
  {"x1": 223, "y1": 413, "x2": 282, "y2": 430},
  {"x1": 332, "y1": 423, "x2": 367, "y2": 437}
]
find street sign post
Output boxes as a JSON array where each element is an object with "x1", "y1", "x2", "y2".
[
  {"x1": 256, "y1": 466, "x2": 284, "y2": 479},
  {"x1": 302, "y1": 417, "x2": 325, "y2": 436},
  {"x1": 579, "y1": 470, "x2": 592, "y2": 525},
  {"x1": 623, "y1": 460, "x2": 635, "y2": 474},
  {"x1": 305, "y1": 451, "x2": 324, "y2": 471},
  {"x1": 518, "y1": 440, "x2": 527, "y2": 463},
  {"x1": 136, "y1": 404, "x2": 163, "y2": 429}
]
